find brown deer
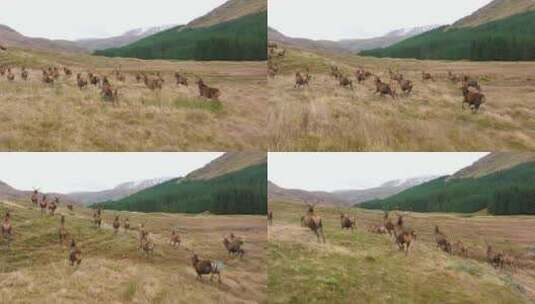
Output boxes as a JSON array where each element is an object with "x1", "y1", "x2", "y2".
[
  {"x1": 63, "y1": 67, "x2": 72, "y2": 77},
  {"x1": 295, "y1": 70, "x2": 311, "y2": 88},
  {"x1": 76, "y1": 73, "x2": 88, "y2": 89},
  {"x1": 48, "y1": 197, "x2": 58, "y2": 216},
  {"x1": 39, "y1": 195, "x2": 48, "y2": 215},
  {"x1": 135, "y1": 73, "x2": 142, "y2": 83},
  {"x1": 397, "y1": 79, "x2": 413, "y2": 96},
  {"x1": 21, "y1": 67, "x2": 29, "y2": 81},
  {"x1": 138, "y1": 224, "x2": 147, "y2": 251},
  {"x1": 374, "y1": 77, "x2": 396, "y2": 99},
  {"x1": 93, "y1": 208, "x2": 102, "y2": 228},
  {"x1": 223, "y1": 234, "x2": 245, "y2": 257},
  {"x1": 112, "y1": 216, "x2": 120, "y2": 234},
  {"x1": 389, "y1": 69, "x2": 403, "y2": 82},
  {"x1": 169, "y1": 230, "x2": 181, "y2": 248},
  {"x1": 394, "y1": 229, "x2": 417, "y2": 256},
  {"x1": 462, "y1": 76, "x2": 481, "y2": 91},
  {"x1": 422, "y1": 72, "x2": 434, "y2": 81},
  {"x1": 42, "y1": 71, "x2": 54, "y2": 84},
  {"x1": 69, "y1": 239, "x2": 82, "y2": 266},
  {"x1": 1, "y1": 211, "x2": 12, "y2": 243},
  {"x1": 302, "y1": 203, "x2": 326, "y2": 243},
  {"x1": 368, "y1": 224, "x2": 387, "y2": 234},
  {"x1": 59, "y1": 215, "x2": 68, "y2": 246},
  {"x1": 448, "y1": 71, "x2": 460, "y2": 83},
  {"x1": 434, "y1": 225, "x2": 452, "y2": 255},
  {"x1": 384, "y1": 212, "x2": 395, "y2": 238},
  {"x1": 340, "y1": 214, "x2": 356, "y2": 231},
  {"x1": 462, "y1": 89, "x2": 486, "y2": 113},
  {"x1": 143, "y1": 74, "x2": 163, "y2": 91},
  {"x1": 454, "y1": 240, "x2": 468, "y2": 257},
  {"x1": 197, "y1": 78, "x2": 221, "y2": 100},
  {"x1": 101, "y1": 77, "x2": 119, "y2": 103},
  {"x1": 141, "y1": 233, "x2": 155, "y2": 257},
  {"x1": 123, "y1": 217, "x2": 130, "y2": 231},
  {"x1": 6, "y1": 68, "x2": 15, "y2": 81},
  {"x1": 192, "y1": 254, "x2": 222, "y2": 283},
  {"x1": 31, "y1": 189, "x2": 39, "y2": 208},
  {"x1": 174, "y1": 72, "x2": 189, "y2": 86},
  {"x1": 89, "y1": 72, "x2": 100, "y2": 86},
  {"x1": 67, "y1": 204, "x2": 74, "y2": 212},
  {"x1": 339, "y1": 75, "x2": 353, "y2": 90},
  {"x1": 487, "y1": 244, "x2": 504, "y2": 269}
]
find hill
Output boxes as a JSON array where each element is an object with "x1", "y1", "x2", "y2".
[
  {"x1": 67, "y1": 177, "x2": 174, "y2": 205},
  {"x1": 268, "y1": 201, "x2": 535, "y2": 303},
  {"x1": 451, "y1": 152, "x2": 535, "y2": 179},
  {"x1": 361, "y1": 2, "x2": 535, "y2": 61},
  {"x1": 74, "y1": 25, "x2": 177, "y2": 51},
  {"x1": 0, "y1": 180, "x2": 77, "y2": 205},
  {"x1": 0, "y1": 199, "x2": 266, "y2": 303},
  {"x1": 268, "y1": 25, "x2": 440, "y2": 54},
  {"x1": 0, "y1": 24, "x2": 86, "y2": 53},
  {"x1": 360, "y1": 153, "x2": 535, "y2": 215},
  {"x1": 95, "y1": 153, "x2": 267, "y2": 215},
  {"x1": 453, "y1": 0, "x2": 535, "y2": 28},
  {"x1": 95, "y1": 0, "x2": 267, "y2": 61},
  {"x1": 268, "y1": 181, "x2": 349, "y2": 206}
]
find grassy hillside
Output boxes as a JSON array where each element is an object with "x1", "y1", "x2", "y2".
[
  {"x1": 361, "y1": 11, "x2": 535, "y2": 61},
  {"x1": 95, "y1": 12, "x2": 267, "y2": 61},
  {"x1": 268, "y1": 201, "x2": 534, "y2": 303},
  {"x1": 96, "y1": 164, "x2": 267, "y2": 215},
  {"x1": 360, "y1": 162, "x2": 535, "y2": 215},
  {"x1": 0, "y1": 200, "x2": 267, "y2": 303}
]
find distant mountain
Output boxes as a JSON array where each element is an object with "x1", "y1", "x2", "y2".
[
  {"x1": 268, "y1": 25, "x2": 441, "y2": 54},
  {"x1": 361, "y1": 0, "x2": 535, "y2": 61},
  {"x1": 333, "y1": 176, "x2": 438, "y2": 205},
  {"x1": 96, "y1": 0, "x2": 267, "y2": 61},
  {"x1": 360, "y1": 153, "x2": 535, "y2": 215},
  {"x1": 268, "y1": 181, "x2": 349, "y2": 206},
  {"x1": 95, "y1": 152, "x2": 267, "y2": 215},
  {"x1": 268, "y1": 176, "x2": 436, "y2": 207},
  {"x1": 0, "y1": 24, "x2": 86, "y2": 53},
  {"x1": 74, "y1": 25, "x2": 177, "y2": 51},
  {"x1": 67, "y1": 177, "x2": 174, "y2": 206}
]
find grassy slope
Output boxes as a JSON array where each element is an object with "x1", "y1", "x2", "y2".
[
  {"x1": 0, "y1": 47, "x2": 267, "y2": 151},
  {"x1": 0, "y1": 199, "x2": 267, "y2": 303},
  {"x1": 267, "y1": 47, "x2": 535, "y2": 151},
  {"x1": 96, "y1": 12, "x2": 267, "y2": 61},
  {"x1": 96, "y1": 163, "x2": 267, "y2": 215},
  {"x1": 268, "y1": 201, "x2": 535, "y2": 304},
  {"x1": 360, "y1": 162, "x2": 535, "y2": 214},
  {"x1": 361, "y1": 12, "x2": 535, "y2": 61}
]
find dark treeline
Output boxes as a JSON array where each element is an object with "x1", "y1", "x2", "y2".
[
  {"x1": 94, "y1": 163, "x2": 267, "y2": 215},
  {"x1": 360, "y1": 162, "x2": 535, "y2": 215},
  {"x1": 95, "y1": 12, "x2": 267, "y2": 61},
  {"x1": 361, "y1": 11, "x2": 535, "y2": 61}
]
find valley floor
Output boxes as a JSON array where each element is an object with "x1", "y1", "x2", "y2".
[
  {"x1": 0, "y1": 199, "x2": 267, "y2": 303},
  {"x1": 0, "y1": 48, "x2": 267, "y2": 151},
  {"x1": 267, "y1": 48, "x2": 535, "y2": 151},
  {"x1": 268, "y1": 201, "x2": 535, "y2": 304}
]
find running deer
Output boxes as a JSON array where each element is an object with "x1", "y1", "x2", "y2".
[
  {"x1": 69, "y1": 239, "x2": 82, "y2": 266},
  {"x1": 48, "y1": 197, "x2": 58, "y2": 216},
  {"x1": 123, "y1": 217, "x2": 130, "y2": 231},
  {"x1": 268, "y1": 210, "x2": 273, "y2": 225},
  {"x1": 197, "y1": 78, "x2": 221, "y2": 100},
  {"x1": 340, "y1": 214, "x2": 356, "y2": 231},
  {"x1": 223, "y1": 234, "x2": 245, "y2": 257},
  {"x1": 2, "y1": 211, "x2": 12, "y2": 243},
  {"x1": 434, "y1": 226, "x2": 452, "y2": 255},
  {"x1": 40, "y1": 195, "x2": 48, "y2": 215},
  {"x1": 192, "y1": 254, "x2": 222, "y2": 283},
  {"x1": 170, "y1": 230, "x2": 181, "y2": 248},
  {"x1": 93, "y1": 208, "x2": 102, "y2": 228},
  {"x1": 31, "y1": 189, "x2": 39, "y2": 208},
  {"x1": 112, "y1": 216, "x2": 120, "y2": 234},
  {"x1": 302, "y1": 203, "x2": 326, "y2": 243}
]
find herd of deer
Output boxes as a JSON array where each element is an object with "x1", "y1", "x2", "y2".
[
  {"x1": 0, "y1": 64, "x2": 222, "y2": 103},
  {"x1": 268, "y1": 206, "x2": 517, "y2": 272},
  {"x1": 0, "y1": 190, "x2": 247, "y2": 284},
  {"x1": 267, "y1": 44, "x2": 487, "y2": 113}
]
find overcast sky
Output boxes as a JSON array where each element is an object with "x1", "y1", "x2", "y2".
[
  {"x1": 269, "y1": 0, "x2": 493, "y2": 40},
  {"x1": 0, "y1": 0, "x2": 227, "y2": 40},
  {"x1": 269, "y1": 153, "x2": 489, "y2": 192},
  {"x1": 0, "y1": 153, "x2": 222, "y2": 193}
]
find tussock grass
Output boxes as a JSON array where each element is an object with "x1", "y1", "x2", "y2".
[
  {"x1": 0, "y1": 200, "x2": 267, "y2": 303},
  {"x1": 268, "y1": 201, "x2": 535, "y2": 303},
  {"x1": 0, "y1": 47, "x2": 267, "y2": 151},
  {"x1": 268, "y1": 48, "x2": 535, "y2": 151}
]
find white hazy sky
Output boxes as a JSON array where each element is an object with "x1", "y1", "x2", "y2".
[
  {"x1": 269, "y1": 0, "x2": 493, "y2": 40},
  {"x1": 0, "y1": 153, "x2": 222, "y2": 193},
  {"x1": 0, "y1": 0, "x2": 227, "y2": 40},
  {"x1": 269, "y1": 153, "x2": 489, "y2": 192}
]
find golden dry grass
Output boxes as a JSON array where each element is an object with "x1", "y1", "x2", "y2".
[
  {"x1": 268, "y1": 201, "x2": 535, "y2": 303},
  {"x1": 0, "y1": 48, "x2": 267, "y2": 151},
  {"x1": 267, "y1": 48, "x2": 535, "y2": 151},
  {"x1": 0, "y1": 199, "x2": 267, "y2": 303}
]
